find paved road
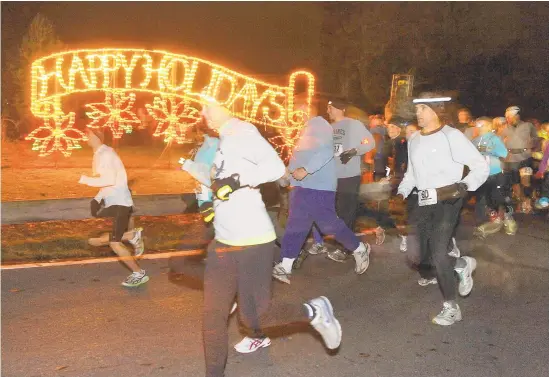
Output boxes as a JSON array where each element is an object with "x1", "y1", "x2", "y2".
[{"x1": 2, "y1": 214, "x2": 548, "y2": 377}]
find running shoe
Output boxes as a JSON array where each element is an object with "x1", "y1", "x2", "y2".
[
  {"x1": 456, "y1": 256, "x2": 477, "y2": 297},
  {"x1": 234, "y1": 336, "x2": 271, "y2": 354},
  {"x1": 308, "y1": 243, "x2": 328, "y2": 255},
  {"x1": 326, "y1": 249, "x2": 349, "y2": 263},
  {"x1": 432, "y1": 302, "x2": 462, "y2": 326},
  {"x1": 129, "y1": 227, "x2": 145, "y2": 256},
  {"x1": 308, "y1": 296, "x2": 342, "y2": 350},
  {"x1": 418, "y1": 277, "x2": 438, "y2": 286},
  {"x1": 375, "y1": 227, "x2": 386, "y2": 245},
  {"x1": 272, "y1": 263, "x2": 291, "y2": 284},
  {"x1": 504, "y1": 212, "x2": 518, "y2": 235},
  {"x1": 473, "y1": 218, "x2": 503, "y2": 239},
  {"x1": 399, "y1": 235, "x2": 408, "y2": 252},
  {"x1": 293, "y1": 249, "x2": 309, "y2": 270},
  {"x1": 121, "y1": 270, "x2": 149, "y2": 287},
  {"x1": 353, "y1": 242, "x2": 371, "y2": 275}
]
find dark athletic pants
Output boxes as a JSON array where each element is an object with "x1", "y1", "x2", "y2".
[
  {"x1": 415, "y1": 198, "x2": 463, "y2": 301},
  {"x1": 335, "y1": 176, "x2": 362, "y2": 231},
  {"x1": 203, "y1": 240, "x2": 309, "y2": 377}
]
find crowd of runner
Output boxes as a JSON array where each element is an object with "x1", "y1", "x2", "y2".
[{"x1": 79, "y1": 91, "x2": 548, "y2": 377}]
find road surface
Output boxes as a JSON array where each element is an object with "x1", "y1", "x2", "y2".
[{"x1": 2, "y1": 214, "x2": 548, "y2": 377}]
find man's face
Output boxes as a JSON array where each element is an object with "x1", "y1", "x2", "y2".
[
  {"x1": 415, "y1": 104, "x2": 438, "y2": 128},
  {"x1": 386, "y1": 123, "x2": 401, "y2": 139},
  {"x1": 505, "y1": 112, "x2": 519, "y2": 126},
  {"x1": 458, "y1": 111, "x2": 470, "y2": 124},
  {"x1": 405, "y1": 125, "x2": 419, "y2": 140},
  {"x1": 327, "y1": 105, "x2": 344, "y2": 122},
  {"x1": 370, "y1": 118, "x2": 383, "y2": 128}
]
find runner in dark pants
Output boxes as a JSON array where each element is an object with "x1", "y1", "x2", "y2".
[
  {"x1": 398, "y1": 93, "x2": 488, "y2": 326},
  {"x1": 200, "y1": 98, "x2": 343, "y2": 377}
]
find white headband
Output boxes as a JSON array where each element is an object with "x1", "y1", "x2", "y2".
[{"x1": 413, "y1": 97, "x2": 452, "y2": 103}]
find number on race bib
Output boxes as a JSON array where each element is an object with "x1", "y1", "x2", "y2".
[
  {"x1": 334, "y1": 143, "x2": 343, "y2": 156},
  {"x1": 418, "y1": 189, "x2": 438, "y2": 206}
]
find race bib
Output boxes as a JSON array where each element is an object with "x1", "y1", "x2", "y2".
[
  {"x1": 334, "y1": 143, "x2": 343, "y2": 156},
  {"x1": 418, "y1": 189, "x2": 438, "y2": 206}
]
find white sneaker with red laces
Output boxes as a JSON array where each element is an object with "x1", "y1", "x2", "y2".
[{"x1": 233, "y1": 336, "x2": 272, "y2": 354}]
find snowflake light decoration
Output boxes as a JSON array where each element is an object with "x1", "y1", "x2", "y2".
[
  {"x1": 85, "y1": 91, "x2": 141, "y2": 139},
  {"x1": 268, "y1": 118, "x2": 305, "y2": 163},
  {"x1": 25, "y1": 112, "x2": 88, "y2": 157},
  {"x1": 145, "y1": 96, "x2": 201, "y2": 144}
]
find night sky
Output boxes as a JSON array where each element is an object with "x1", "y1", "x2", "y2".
[
  {"x1": 1, "y1": 2, "x2": 323, "y2": 80},
  {"x1": 3, "y1": 2, "x2": 549, "y2": 120}
]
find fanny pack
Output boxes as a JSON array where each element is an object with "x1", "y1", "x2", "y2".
[{"x1": 417, "y1": 183, "x2": 467, "y2": 207}]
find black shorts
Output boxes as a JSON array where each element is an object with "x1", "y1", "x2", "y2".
[
  {"x1": 98, "y1": 205, "x2": 133, "y2": 242},
  {"x1": 504, "y1": 158, "x2": 533, "y2": 185}
]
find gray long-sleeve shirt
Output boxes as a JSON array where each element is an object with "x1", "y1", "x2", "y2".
[{"x1": 332, "y1": 118, "x2": 375, "y2": 178}]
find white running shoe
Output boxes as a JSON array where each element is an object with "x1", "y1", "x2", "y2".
[
  {"x1": 121, "y1": 270, "x2": 149, "y2": 287},
  {"x1": 399, "y1": 235, "x2": 408, "y2": 252},
  {"x1": 432, "y1": 302, "x2": 462, "y2": 326},
  {"x1": 308, "y1": 243, "x2": 328, "y2": 255},
  {"x1": 233, "y1": 336, "x2": 271, "y2": 354},
  {"x1": 418, "y1": 277, "x2": 438, "y2": 286},
  {"x1": 272, "y1": 263, "x2": 291, "y2": 284},
  {"x1": 308, "y1": 296, "x2": 342, "y2": 350},
  {"x1": 353, "y1": 242, "x2": 371, "y2": 275},
  {"x1": 456, "y1": 256, "x2": 477, "y2": 297},
  {"x1": 129, "y1": 228, "x2": 145, "y2": 256},
  {"x1": 448, "y1": 237, "x2": 460, "y2": 258},
  {"x1": 375, "y1": 227, "x2": 386, "y2": 245},
  {"x1": 326, "y1": 249, "x2": 349, "y2": 263}
]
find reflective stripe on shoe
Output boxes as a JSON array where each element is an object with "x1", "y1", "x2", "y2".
[{"x1": 233, "y1": 336, "x2": 271, "y2": 354}]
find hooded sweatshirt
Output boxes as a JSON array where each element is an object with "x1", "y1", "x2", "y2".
[
  {"x1": 332, "y1": 118, "x2": 375, "y2": 178},
  {"x1": 288, "y1": 116, "x2": 336, "y2": 191},
  {"x1": 471, "y1": 132, "x2": 508, "y2": 176},
  {"x1": 212, "y1": 118, "x2": 286, "y2": 246},
  {"x1": 182, "y1": 135, "x2": 219, "y2": 206}
]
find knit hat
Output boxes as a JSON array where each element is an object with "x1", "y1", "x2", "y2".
[
  {"x1": 327, "y1": 98, "x2": 348, "y2": 111},
  {"x1": 386, "y1": 115, "x2": 412, "y2": 128},
  {"x1": 87, "y1": 127, "x2": 105, "y2": 143},
  {"x1": 505, "y1": 106, "x2": 520, "y2": 117},
  {"x1": 413, "y1": 92, "x2": 452, "y2": 122}
]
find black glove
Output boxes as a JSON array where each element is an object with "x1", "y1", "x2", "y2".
[
  {"x1": 436, "y1": 182, "x2": 468, "y2": 201},
  {"x1": 199, "y1": 201, "x2": 215, "y2": 223},
  {"x1": 90, "y1": 199, "x2": 104, "y2": 217},
  {"x1": 211, "y1": 174, "x2": 241, "y2": 201},
  {"x1": 340, "y1": 149, "x2": 357, "y2": 164}
]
